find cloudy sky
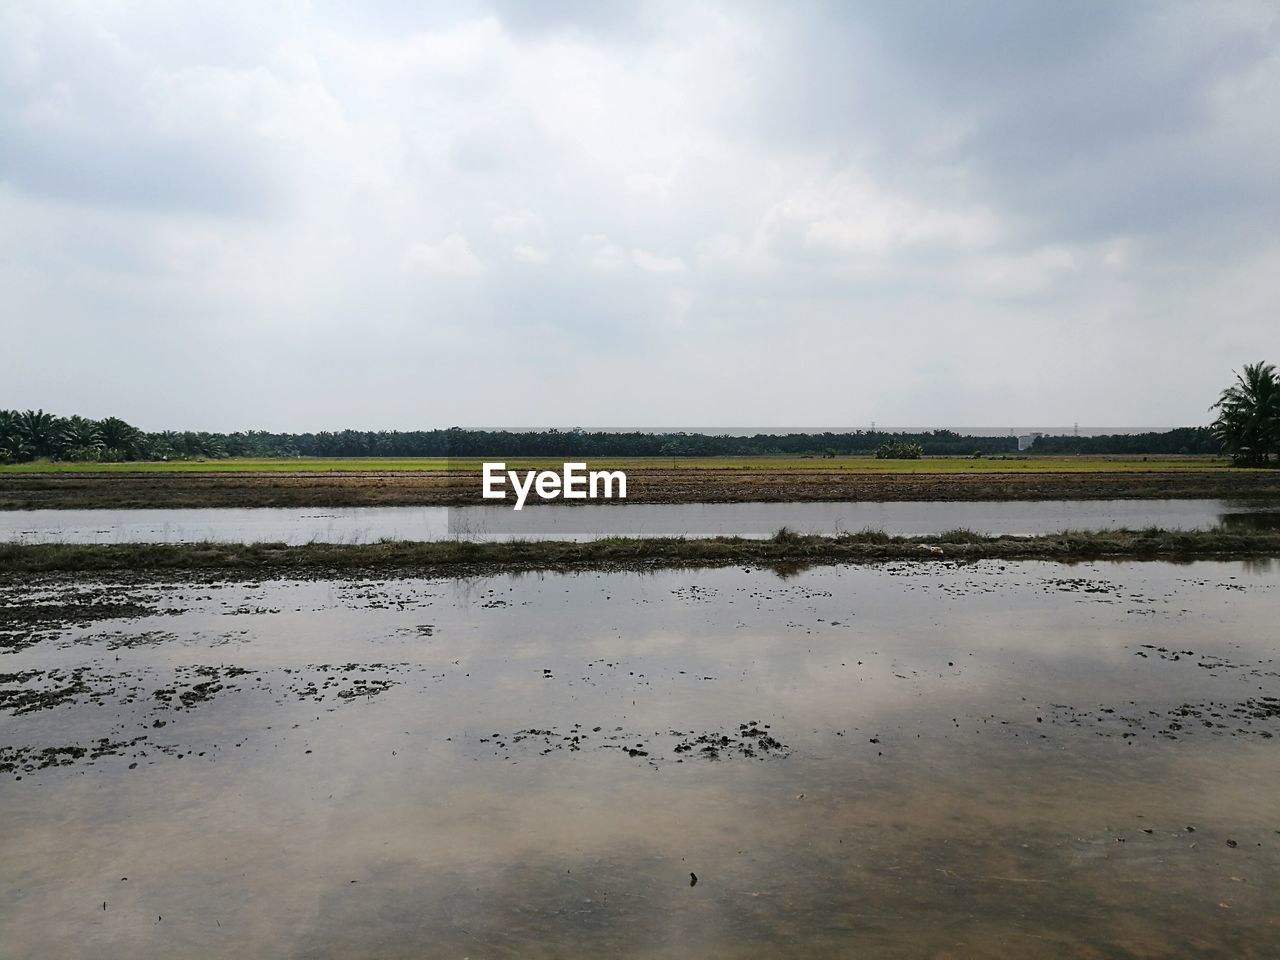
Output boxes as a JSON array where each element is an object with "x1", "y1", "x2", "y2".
[{"x1": 3, "y1": 1, "x2": 1278, "y2": 430}]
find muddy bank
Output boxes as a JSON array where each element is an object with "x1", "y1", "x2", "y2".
[
  {"x1": 5, "y1": 466, "x2": 1280, "y2": 510},
  {"x1": 4, "y1": 527, "x2": 1280, "y2": 578}
]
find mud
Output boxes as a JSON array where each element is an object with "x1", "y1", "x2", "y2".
[{"x1": 0, "y1": 584, "x2": 178, "y2": 652}]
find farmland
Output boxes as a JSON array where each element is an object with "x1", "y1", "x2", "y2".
[
  {"x1": 2, "y1": 455, "x2": 1278, "y2": 510},
  {"x1": 2, "y1": 455, "x2": 1278, "y2": 509}
]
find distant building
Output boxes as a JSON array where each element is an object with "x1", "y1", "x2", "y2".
[{"x1": 1016, "y1": 432, "x2": 1043, "y2": 452}]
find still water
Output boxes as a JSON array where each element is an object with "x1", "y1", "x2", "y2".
[
  {"x1": 2, "y1": 560, "x2": 1279, "y2": 957},
  {"x1": 2, "y1": 498, "x2": 1279, "y2": 543}
]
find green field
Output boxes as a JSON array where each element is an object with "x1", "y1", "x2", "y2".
[{"x1": 0, "y1": 455, "x2": 1241, "y2": 475}]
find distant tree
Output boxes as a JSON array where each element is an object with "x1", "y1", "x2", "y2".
[
  {"x1": 874, "y1": 440, "x2": 923, "y2": 460},
  {"x1": 1210, "y1": 361, "x2": 1280, "y2": 466},
  {"x1": 0, "y1": 410, "x2": 31, "y2": 462},
  {"x1": 60, "y1": 415, "x2": 104, "y2": 456},
  {"x1": 17, "y1": 409, "x2": 61, "y2": 458},
  {"x1": 1030, "y1": 426, "x2": 1219, "y2": 456},
  {"x1": 149, "y1": 431, "x2": 180, "y2": 459},
  {"x1": 97, "y1": 417, "x2": 142, "y2": 459},
  {"x1": 0, "y1": 410, "x2": 1251, "y2": 462}
]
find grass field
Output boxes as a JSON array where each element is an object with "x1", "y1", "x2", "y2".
[{"x1": 0, "y1": 455, "x2": 1243, "y2": 475}]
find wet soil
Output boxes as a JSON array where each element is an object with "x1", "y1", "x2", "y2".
[
  {"x1": 0, "y1": 584, "x2": 179, "y2": 652},
  {"x1": 4, "y1": 465, "x2": 1280, "y2": 510},
  {"x1": 2, "y1": 561, "x2": 1279, "y2": 958}
]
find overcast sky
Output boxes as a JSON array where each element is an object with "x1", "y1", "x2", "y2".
[{"x1": 3, "y1": 1, "x2": 1278, "y2": 431}]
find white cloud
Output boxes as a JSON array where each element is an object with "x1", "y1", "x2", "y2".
[
  {"x1": 492, "y1": 209, "x2": 544, "y2": 237},
  {"x1": 510, "y1": 243, "x2": 550, "y2": 264},
  {"x1": 2, "y1": 1, "x2": 1278, "y2": 428},
  {"x1": 407, "y1": 234, "x2": 483, "y2": 276},
  {"x1": 759, "y1": 168, "x2": 1000, "y2": 260},
  {"x1": 630, "y1": 249, "x2": 687, "y2": 274}
]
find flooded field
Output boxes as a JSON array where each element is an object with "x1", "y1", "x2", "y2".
[
  {"x1": 3, "y1": 560, "x2": 1279, "y2": 957},
  {"x1": 3, "y1": 497, "x2": 1280, "y2": 544}
]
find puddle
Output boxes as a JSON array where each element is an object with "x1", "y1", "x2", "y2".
[{"x1": 2, "y1": 560, "x2": 1279, "y2": 957}]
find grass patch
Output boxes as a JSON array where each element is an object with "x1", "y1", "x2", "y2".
[{"x1": 934, "y1": 527, "x2": 991, "y2": 543}]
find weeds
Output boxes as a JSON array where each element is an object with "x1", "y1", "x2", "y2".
[{"x1": 3, "y1": 528, "x2": 1280, "y2": 577}]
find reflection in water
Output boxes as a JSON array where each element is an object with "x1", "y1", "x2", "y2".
[
  {"x1": 2, "y1": 560, "x2": 1279, "y2": 957},
  {"x1": 3, "y1": 497, "x2": 1280, "y2": 543},
  {"x1": 1219, "y1": 509, "x2": 1280, "y2": 532}
]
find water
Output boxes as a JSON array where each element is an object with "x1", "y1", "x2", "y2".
[
  {"x1": 2, "y1": 560, "x2": 1278, "y2": 957},
  {"x1": 3, "y1": 498, "x2": 1279, "y2": 544}
]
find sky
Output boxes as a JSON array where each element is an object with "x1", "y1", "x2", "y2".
[{"x1": 3, "y1": 0, "x2": 1279, "y2": 431}]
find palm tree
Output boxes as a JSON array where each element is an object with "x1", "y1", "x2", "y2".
[
  {"x1": 60, "y1": 416, "x2": 104, "y2": 455},
  {"x1": 17, "y1": 409, "x2": 61, "y2": 458},
  {"x1": 151, "y1": 431, "x2": 180, "y2": 459},
  {"x1": 0, "y1": 410, "x2": 30, "y2": 462},
  {"x1": 1211, "y1": 361, "x2": 1280, "y2": 466},
  {"x1": 97, "y1": 417, "x2": 142, "y2": 459},
  {"x1": 197, "y1": 433, "x2": 227, "y2": 459}
]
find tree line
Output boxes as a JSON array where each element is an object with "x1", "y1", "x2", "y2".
[
  {"x1": 1026, "y1": 427, "x2": 1218, "y2": 455},
  {"x1": 0, "y1": 408, "x2": 1243, "y2": 463}
]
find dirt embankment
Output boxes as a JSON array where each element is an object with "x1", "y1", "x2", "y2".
[
  {"x1": 4, "y1": 528, "x2": 1280, "y2": 578},
  {"x1": 4, "y1": 468, "x2": 1280, "y2": 510}
]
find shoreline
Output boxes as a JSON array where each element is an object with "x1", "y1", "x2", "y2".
[{"x1": 4, "y1": 528, "x2": 1280, "y2": 578}]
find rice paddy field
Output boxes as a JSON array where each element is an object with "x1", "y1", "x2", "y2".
[
  {"x1": 5, "y1": 554, "x2": 1280, "y2": 958},
  {"x1": 5, "y1": 461, "x2": 1280, "y2": 960},
  {"x1": 2, "y1": 456, "x2": 1277, "y2": 511}
]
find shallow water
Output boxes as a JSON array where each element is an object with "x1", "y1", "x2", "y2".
[
  {"x1": 2, "y1": 560, "x2": 1279, "y2": 957},
  {"x1": 3, "y1": 497, "x2": 1280, "y2": 544}
]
